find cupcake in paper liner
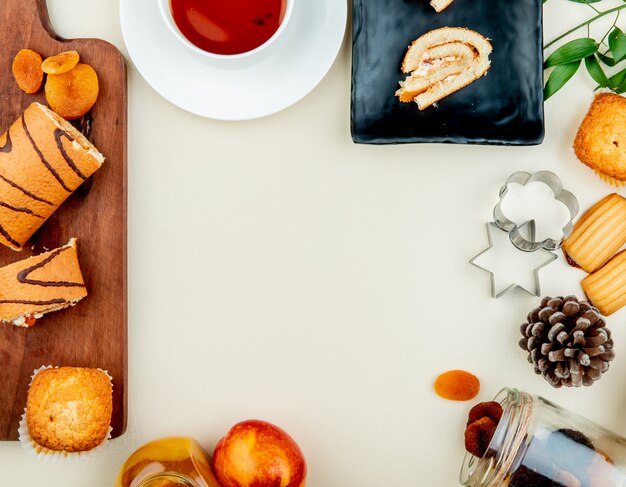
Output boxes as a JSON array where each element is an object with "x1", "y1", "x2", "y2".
[{"x1": 18, "y1": 365, "x2": 113, "y2": 461}]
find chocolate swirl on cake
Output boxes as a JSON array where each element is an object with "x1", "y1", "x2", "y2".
[
  {"x1": 21, "y1": 115, "x2": 72, "y2": 193},
  {"x1": 55, "y1": 129, "x2": 89, "y2": 181},
  {"x1": 17, "y1": 246, "x2": 86, "y2": 288},
  {"x1": 0, "y1": 175, "x2": 53, "y2": 205},
  {"x1": 0, "y1": 130, "x2": 13, "y2": 152}
]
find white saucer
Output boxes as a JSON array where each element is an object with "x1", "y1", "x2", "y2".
[{"x1": 120, "y1": 0, "x2": 347, "y2": 120}]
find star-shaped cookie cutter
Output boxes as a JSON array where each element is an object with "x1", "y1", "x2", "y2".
[
  {"x1": 471, "y1": 221, "x2": 557, "y2": 298},
  {"x1": 493, "y1": 171, "x2": 579, "y2": 252}
]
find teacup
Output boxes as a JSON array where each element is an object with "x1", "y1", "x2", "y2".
[{"x1": 158, "y1": 0, "x2": 295, "y2": 66}]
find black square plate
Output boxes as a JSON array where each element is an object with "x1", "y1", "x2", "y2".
[{"x1": 350, "y1": 0, "x2": 545, "y2": 145}]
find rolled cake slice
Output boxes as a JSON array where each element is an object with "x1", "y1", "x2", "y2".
[
  {"x1": 430, "y1": 0, "x2": 455, "y2": 12},
  {"x1": 582, "y1": 250, "x2": 626, "y2": 316},
  {"x1": 396, "y1": 43, "x2": 474, "y2": 102},
  {"x1": 0, "y1": 238, "x2": 87, "y2": 327},
  {"x1": 397, "y1": 27, "x2": 492, "y2": 110},
  {"x1": 562, "y1": 193, "x2": 626, "y2": 273},
  {"x1": 0, "y1": 102, "x2": 104, "y2": 251}
]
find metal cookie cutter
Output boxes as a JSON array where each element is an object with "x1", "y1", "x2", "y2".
[
  {"x1": 471, "y1": 221, "x2": 558, "y2": 298},
  {"x1": 493, "y1": 171, "x2": 579, "y2": 252},
  {"x1": 471, "y1": 170, "x2": 580, "y2": 298}
]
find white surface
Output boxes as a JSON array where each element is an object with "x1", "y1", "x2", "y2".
[
  {"x1": 120, "y1": 0, "x2": 346, "y2": 120},
  {"x1": 1, "y1": 1, "x2": 626, "y2": 486}
]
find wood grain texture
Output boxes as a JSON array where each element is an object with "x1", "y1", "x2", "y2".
[{"x1": 0, "y1": 0, "x2": 127, "y2": 440}]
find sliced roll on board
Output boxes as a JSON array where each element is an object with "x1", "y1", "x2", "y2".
[
  {"x1": 396, "y1": 27, "x2": 492, "y2": 110},
  {"x1": 0, "y1": 238, "x2": 87, "y2": 327},
  {"x1": 0, "y1": 102, "x2": 104, "y2": 251}
]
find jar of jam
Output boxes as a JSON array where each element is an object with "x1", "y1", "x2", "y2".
[
  {"x1": 460, "y1": 388, "x2": 626, "y2": 487},
  {"x1": 115, "y1": 437, "x2": 220, "y2": 487}
]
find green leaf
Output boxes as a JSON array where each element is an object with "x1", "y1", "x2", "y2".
[
  {"x1": 609, "y1": 27, "x2": 626, "y2": 63},
  {"x1": 544, "y1": 38, "x2": 599, "y2": 68},
  {"x1": 614, "y1": 85, "x2": 626, "y2": 94},
  {"x1": 585, "y1": 55, "x2": 610, "y2": 87},
  {"x1": 567, "y1": 0, "x2": 603, "y2": 3},
  {"x1": 544, "y1": 61, "x2": 581, "y2": 100},
  {"x1": 615, "y1": 85, "x2": 626, "y2": 94},
  {"x1": 598, "y1": 52, "x2": 617, "y2": 66},
  {"x1": 609, "y1": 65, "x2": 626, "y2": 90},
  {"x1": 612, "y1": 71, "x2": 626, "y2": 93}
]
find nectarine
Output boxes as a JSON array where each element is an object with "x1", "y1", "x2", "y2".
[{"x1": 212, "y1": 419, "x2": 306, "y2": 487}]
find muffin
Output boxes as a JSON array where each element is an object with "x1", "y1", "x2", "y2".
[
  {"x1": 574, "y1": 93, "x2": 626, "y2": 185},
  {"x1": 22, "y1": 366, "x2": 112, "y2": 456}
]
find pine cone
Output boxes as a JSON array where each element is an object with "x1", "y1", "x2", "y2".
[{"x1": 519, "y1": 296, "x2": 615, "y2": 388}]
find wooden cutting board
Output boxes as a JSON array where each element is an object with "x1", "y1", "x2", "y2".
[{"x1": 0, "y1": 0, "x2": 127, "y2": 440}]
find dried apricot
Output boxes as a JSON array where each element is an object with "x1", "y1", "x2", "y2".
[
  {"x1": 42, "y1": 50, "x2": 80, "y2": 75},
  {"x1": 12, "y1": 49, "x2": 44, "y2": 94},
  {"x1": 434, "y1": 370, "x2": 480, "y2": 401},
  {"x1": 467, "y1": 401, "x2": 503, "y2": 426},
  {"x1": 464, "y1": 416, "x2": 497, "y2": 457},
  {"x1": 464, "y1": 402, "x2": 503, "y2": 458},
  {"x1": 45, "y1": 63, "x2": 99, "y2": 120}
]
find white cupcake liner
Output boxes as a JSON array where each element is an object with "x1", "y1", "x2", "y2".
[{"x1": 18, "y1": 365, "x2": 113, "y2": 462}]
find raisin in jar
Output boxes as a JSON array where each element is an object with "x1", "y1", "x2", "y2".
[{"x1": 460, "y1": 388, "x2": 626, "y2": 487}]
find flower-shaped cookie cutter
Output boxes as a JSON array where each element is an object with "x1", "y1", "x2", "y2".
[{"x1": 493, "y1": 171, "x2": 579, "y2": 252}]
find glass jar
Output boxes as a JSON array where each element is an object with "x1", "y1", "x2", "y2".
[
  {"x1": 460, "y1": 388, "x2": 626, "y2": 487},
  {"x1": 115, "y1": 437, "x2": 220, "y2": 487}
]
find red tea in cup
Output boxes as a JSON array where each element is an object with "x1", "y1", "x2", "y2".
[{"x1": 170, "y1": 0, "x2": 288, "y2": 55}]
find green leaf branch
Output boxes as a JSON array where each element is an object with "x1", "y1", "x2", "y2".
[{"x1": 543, "y1": 0, "x2": 626, "y2": 99}]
